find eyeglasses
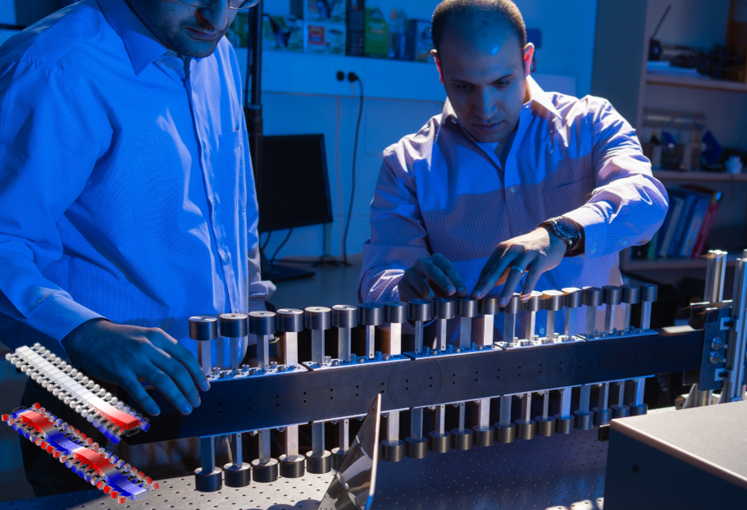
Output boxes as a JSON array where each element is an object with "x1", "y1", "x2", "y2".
[{"x1": 178, "y1": 0, "x2": 261, "y2": 9}]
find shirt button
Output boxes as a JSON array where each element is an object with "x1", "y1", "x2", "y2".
[{"x1": 509, "y1": 186, "x2": 517, "y2": 193}]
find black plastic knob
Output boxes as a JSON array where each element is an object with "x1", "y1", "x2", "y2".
[
  {"x1": 304, "y1": 307, "x2": 331, "y2": 330},
  {"x1": 219, "y1": 313, "x2": 248, "y2": 338},
  {"x1": 478, "y1": 296, "x2": 500, "y2": 315},
  {"x1": 276, "y1": 308, "x2": 304, "y2": 333},
  {"x1": 639, "y1": 283, "x2": 658, "y2": 303},
  {"x1": 248, "y1": 311, "x2": 276, "y2": 336},
  {"x1": 407, "y1": 299, "x2": 433, "y2": 322},
  {"x1": 189, "y1": 315, "x2": 218, "y2": 341},
  {"x1": 384, "y1": 302, "x2": 407, "y2": 324},
  {"x1": 332, "y1": 305, "x2": 358, "y2": 329},
  {"x1": 583, "y1": 287, "x2": 603, "y2": 307},
  {"x1": 458, "y1": 298, "x2": 478, "y2": 318},
  {"x1": 432, "y1": 298, "x2": 456, "y2": 320},
  {"x1": 562, "y1": 288, "x2": 583, "y2": 309},
  {"x1": 603, "y1": 286, "x2": 622, "y2": 305},
  {"x1": 621, "y1": 285, "x2": 641, "y2": 305},
  {"x1": 358, "y1": 303, "x2": 384, "y2": 326}
]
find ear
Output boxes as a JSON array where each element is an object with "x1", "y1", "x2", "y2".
[
  {"x1": 522, "y1": 43, "x2": 535, "y2": 77},
  {"x1": 432, "y1": 50, "x2": 445, "y2": 85}
]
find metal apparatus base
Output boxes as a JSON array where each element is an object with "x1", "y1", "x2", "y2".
[{"x1": 6, "y1": 429, "x2": 608, "y2": 510}]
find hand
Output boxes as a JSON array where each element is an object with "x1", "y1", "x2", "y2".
[
  {"x1": 62, "y1": 319, "x2": 210, "y2": 416},
  {"x1": 399, "y1": 254, "x2": 468, "y2": 302},
  {"x1": 471, "y1": 227, "x2": 567, "y2": 304}
]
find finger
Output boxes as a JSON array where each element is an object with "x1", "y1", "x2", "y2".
[
  {"x1": 119, "y1": 373, "x2": 161, "y2": 416},
  {"x1": 521, "y1": 264, "x2": 544, "y2": 298},
  {"x1": 138, "y1": 364, "x2": 194, "y2": 415},
  {"x1": 471, "y1": 249, "x2": 521, "y2": 299},
  {"x1": 150, "y1": 349, "x2": 202, "y2": 409},
  {"x1": 499, "y1": 254, "x2": 536, "y2": 305},
  {"x1": 431, "y1": 255, "x2": 467, "y2": 296},
  {"x1": 413, "y1": 259, "x2": 454, "y2": 296},
  {"x1": 404, "y1": 268, "x2": 434, "y2": 299},
  {"x1": 159, "y1": 335, "x2": 210, "y2": 393}
]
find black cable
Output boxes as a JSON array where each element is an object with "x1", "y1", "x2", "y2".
[
  {"x1": 270, "y1": 228, "x2": 294, "y2": 265},
  {"x1": 261, "y1": 231, "x2": 272, "y2": 252},
  {"x1": 342, "y1": 77, "x2": 364, "y2": 265}
]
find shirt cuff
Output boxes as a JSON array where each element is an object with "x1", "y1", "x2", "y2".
[
  {"x1": 563, "y1": 205, "x2": 608, "y2": 258},
  {"x1": 25, "y1": 293, "x2": 105, "y2": 345}
]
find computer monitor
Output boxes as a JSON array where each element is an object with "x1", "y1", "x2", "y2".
[{"x1": 258, "y1": 134, "x2": 333, "y2": 233}]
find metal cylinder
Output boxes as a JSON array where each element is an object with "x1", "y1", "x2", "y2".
[
  {"x1": 639, "y1": 283, "x2": 658, "y2": 303},
  {"x1": 501, "y1": 293, "x2": 521, "y2": 313},
  {"x1": 563, "y1": 288, "x2": 583, "y2": 309},
  {"x1": 583, "y1": 287, "x2": 603, "y2": 306},
  {"x1": 407, "y1": 299, "x2": 433, "y2": 322},
  {"x1": 433, "y1": 297, "x2": 456, "y2": 320},
  {"x1": 542, "y1": 290, "x2": 564, "y2": 311},
  {"x1": 276, "y1": 309, "x2": 304, "y2": 333},
  {"x1": 603, "y1": 286, "x2": 622, "y2": 305},
  {"x1": 457, "y1": 298, "x2": 478, "y2": 318},
  {"x1": 248, "y1": 311, "x2": 276, "y2": 336},
  {"x1": 621, "y1": 285, "x2": 641, "y2": 305},
  {"x1": 479, "y1": 296, "x2": 500, "y2": 316},
  {"x1": 704, "y1": 250, "x2": 728, "y2": 304},
  {"x1": 358, "y1": 303, "x2": 383, "y2": 326},
  {"x1": 522, "y1": 291, "x2": 542, "y2": 312},
  {"x1": 190, "y1": 316, "x2": 218, "y2": 341},
  {"x1": 450, "y1": 429, "x2": 473, "y2": 450},
  {"x1": 332, "y1": 305, "x2": 358, "y2": 329},
  {"x1": 384, "y1": 302, "x2": 407, "y2": 323},
  {"x1": 304, "y1": 306, "x2": 331, "y2": 330},
  {"x1": 219, "y1": 313, "x2": 248, "y2": 338}
]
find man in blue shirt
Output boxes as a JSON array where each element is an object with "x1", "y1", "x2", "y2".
[{"x1": 0, "y1": 0, "x2": 273, "y2": 494}]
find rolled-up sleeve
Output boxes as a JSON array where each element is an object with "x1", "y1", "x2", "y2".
[
  {"x1": 563, "y1": 99, "x2": 669, "y2": 257},
  {"x1": 358, "y1": 150, "x2": 431, "y2": 303},
  {"x1": 0, "y1": 61, "x2": 109, "y2": 347}
]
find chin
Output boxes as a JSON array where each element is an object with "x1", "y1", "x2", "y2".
[
  {"x1": 466, "y1": 128, "x2": 504, "y2": 144},
  {"x1": 171, "y1": 35, "x2": 223, "y2": 58}
]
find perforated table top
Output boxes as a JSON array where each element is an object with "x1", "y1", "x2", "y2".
[{"x1": 4, "y1": 429, "x2": 607, "y2": 510}]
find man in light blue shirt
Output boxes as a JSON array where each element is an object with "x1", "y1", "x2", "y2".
[{"x1": 0, "y1": 0, "x2": 273, "y2": 493}]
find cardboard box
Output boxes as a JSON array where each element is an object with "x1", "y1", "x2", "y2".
[
  {"x1": 304, "y1": 22, "x2": 347, "y2": 55},
  {"x1": 291, "y1": 0, "x2": 347, "y2": 24},
  {"x1": 263, "y1": 15, "x2": 304, "y2": 52}
]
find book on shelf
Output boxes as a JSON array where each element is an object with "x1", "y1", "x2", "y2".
[
  {"x1": 658, "y1": 189, "x2": 686, "y2": 258},
  {"x1": 681, "y1": 184, "x2": 722, "y2": 258}
]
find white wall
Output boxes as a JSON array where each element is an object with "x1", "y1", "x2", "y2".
[{"x1": 258, "y1": 0, "x2": 599, "y2": 262}]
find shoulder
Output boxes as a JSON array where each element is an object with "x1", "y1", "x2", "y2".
[
  {"x1": 549, "y1": 91, "x2": 628, "y2": 130},
  {"x1": 0, "y1": 1, "x2": 110, "y2": 73},
  {"x1": 382, "y1": 113, "x2": 443, "y2": 177}
]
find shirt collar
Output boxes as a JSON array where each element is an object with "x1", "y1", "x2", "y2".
[
  {"x1": 97, "y1": 0, "x2": 169, "y2": 75},
  {"x1": 437, "y1": 74, "x2": 562, "y2": 141}
]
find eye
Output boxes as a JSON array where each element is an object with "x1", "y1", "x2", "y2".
[{"x1": 493, "y1": 80, "x2": 510, "y2": 88}]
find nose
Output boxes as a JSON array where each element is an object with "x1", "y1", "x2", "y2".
[
  {"x1": 199, "y1": 0, "x2": 231, "y2": 32},
  {"x1": 473, "y1": 88, "x2": 495, "y2": 121}
]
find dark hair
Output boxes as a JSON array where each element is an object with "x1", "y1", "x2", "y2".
[{"x1": 432, "y1": 0, "x2": 527, "y2": 51}]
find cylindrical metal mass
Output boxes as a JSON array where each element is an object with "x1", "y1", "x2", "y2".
[
  {"x1": 279, "y1": 455, "x2": 305, "y2": 478},
  {"x1": 479, "y1": 296, "x2": 500, "y2": 316},
  {"x1": 276, "y1": 308, "x2": 304, "y2": 333},
  {"x1": 332, "y1": 305, "x2": 358, "y2": 329},
  {"x1": 407, "y1": 299, "x2": 433, "y2": 322},
  {"x1": 522, "y1": 291, "x2": 543, "y2": 312},
  {"x1": 583, "y1": 287, "x2": 603, "y2": 306},
  {"x1": 639, "y1": 283, "x2": 658, "y2": 303},
  {"x1": 542, "y1": 290, "x2": 564, "y2": 311},
  {"x1": 603, "y1": 286, "x2": 622, "y2": 306},
  {"x1": 384, "y1": 302, "x2": 407, "y2": 323},
  {"x1": 432, "y1": 297, "x2": 456, "y2": 320},
  {"x1": 248, "y1": 311, "x2": 276, "y2": 336},
  {"x1": 500, "y1": 293, "x2": 521, "y2": 314},
  {"x1": 621, "y1": 285, "x2": 641, "y2": 305},
  {"x1": 562, "y1": 288, "x2": 583, "y2": 309},
  {"x1": 219, "y1": 313, "x2": 248, "y2": 338},
  {"x1": 457, "y1": 298, "x2": 478, "y2": 318},
  {"x1": 450, "y1": 429, "x2": 473, "y2": 450},
  {"x1": 304, "y1": 307, "x2": 332, "y2": 330},
  {"x1": 357, "y1": 303, "x2": 384, "y2": 326},
  {"x1": 190, "y1": 315, "x2": 218, "y2": 341}
]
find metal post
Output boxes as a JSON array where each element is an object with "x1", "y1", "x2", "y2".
[
  {"x1": 332, "y1": 305, "x2": 357, "y2": 362},
  {"x1": 433, "y1": 298, "x2": 455, "y2": 351},
  {"x1": 358, "y1": 303, "x2": 383, "y2": 359},
  {"x1": 562, "y1": 288, "x2": 582, "y2": 338},
  {"x1": 583, "y1": 287, "x2": 603, "y2": 336}
]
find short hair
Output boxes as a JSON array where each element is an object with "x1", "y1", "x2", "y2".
[{"x1": 432, "y1": 0, "x2": 527, "y2": 51}]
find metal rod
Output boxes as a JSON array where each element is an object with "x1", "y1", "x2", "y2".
[
  {"x1": 387, "y1": 411, "x2": 399, "y2": 443},
  {"x1": 460, "y1": 317, "x2": 472, "y2": 349},
  {"x1": 200, "y1": 436, "x2": 215, "y2": 472},
  {"x1": 566, "y1": 308, "x2": 577, "y2": 337},
  {"x1": 542, "y1": 392, "x2": 550, "y2": 420},
  {"x1": 199, "y1": 342, "x2": 211, "y2": 376},
  {"x1": 312, "y1": 330, "x2": 324, "y2": 364},
  {"x1": 559, "y1": 388, "x2": 572, "y2": 419},
  {"x1": 604, "y1": 304, "x2": 616, "y2": 334},
  {"x1": 498, "y1": 396, "x2": 512, "y2": 426},
  {"x1": 520, "y1": 394, "x2": 532, "y2": 422},
  {"x1": 338, "y1": 419, "x2": 350, "y2": 453},
  {"x1": 579, "y1": 385, "x2": 591, "y2": 413},
  {"x1": 457, "y1": 403, "x2": 466, "y2": 432},
  {"x1": 338, "y1": 329, "x2": 351, "y2": 362},
  {"x1": 633, "y1": 378, "x2": 646, "y2": 406},
  {"x1": 230, "y1": 337, "x2": 239, "y2": 370},
  {"x1": 483, "y1": 314, "x2": 495, "y2": 346},
  {"x1": 585, "y1": 306, "x2": 597, "y2": 335},
  {"x1": 503, "y1": 312, "x2": 516, "y2": 343},
  {"x1": 390, "y1": 323, "x2": 402, "y2": 356},
  {"x1": 285, "y1": 332, "x2": 298, "y2": 367},
  {"x1": 546, "y1": 311, "x2": 556, "y2": 340},
  {"x1": 414, "y1": 320, "x2": 424, "y2": 352},
  {"x1": 286, "y1": 424, "x2": 299, "y2": 457},
  {"x1": 437, "y1": 319, "x2": 448, "y2": 351},
  {"x1": 411, "y1": 408, "x2": 424, "y2": 440},
  {"x1": 257, "y1": 334, "x2": 269, "y2": 370},
  {"x1": 617, "y1": 381, "x2": 625, "y2": 406},
  {"x1": 435, "y1": 405, "x2": 446, "y2": 435},
  {"x1": 258, "y1": 430, "x2": 271, "y2": 464},
  {"x1": 598, "y1": 384, "x2": 609, "y2": 410},
  {"x1": 477, "y1": 398, "x2": 490, "y2": 428},
  {"x1": 311, "y1": 422, "x2": 324, "y2": 456},
  {"x1": 641, "y1": 302, "x2": 652, "y2": 330},
  {"x1": 525, "y1": 313, "x2": 536, "y2": 340},
  {"x1": 725, "y1": 256, "x2": 747, "y2": 401},
  {"x1": 366, "y1": 325, "x2": 375, "y2": 359},
  {"x1": 231, "y1": 433, "x2": 242, "y2": 467}
]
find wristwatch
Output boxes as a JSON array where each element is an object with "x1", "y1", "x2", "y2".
[{"x1": 539, "y1": 216, "x2": 583, "y2": 255}]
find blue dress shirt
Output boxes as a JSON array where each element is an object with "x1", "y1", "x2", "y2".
[{"x1": 0, "y1": 0, "x2": 274, "y2": 362}]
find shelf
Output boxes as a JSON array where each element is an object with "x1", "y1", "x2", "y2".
[
  {"x1": 653, "y1": 170, "x2": 747, "y2": 182},
  {"x1": 645, "y1": 73, "x2": 747, "y2": 93}
]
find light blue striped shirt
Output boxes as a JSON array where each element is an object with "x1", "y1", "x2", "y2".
[
  {"x1": 359, "y1": 76, "x2": 668, "y2": 343},
  {"x1": 0, "y1": 0, "x2": 274, "y2": 361}
]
